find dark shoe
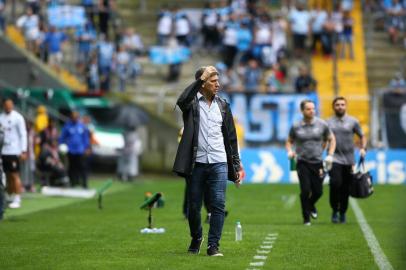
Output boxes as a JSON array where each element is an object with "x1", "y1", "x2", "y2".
[
  {"x1": 332, "y1": 212, "x2": 339, "y2": 223},
  {"x1": 310, "y1": 206, "x2": 318, "y2": 219},
  {"x1": 339, "y1": 213, "x2": 346, "y2": 224},
  {"x1": 207, "y1": 245, "x2": 223, "y2": 257},
  {"x1": 188, "y1": 237, "x2": 204, "y2": 254}
]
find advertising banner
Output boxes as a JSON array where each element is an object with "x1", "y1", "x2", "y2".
[
  {"x1": 47, "y1": 6, "x2": 86, "y2": 28},
  {"x1": 240, "y1": 148, "x2": 406, "y2": 184},
  {"x1": 221, "y1": 92, "x2": 319, "y2": 144}
]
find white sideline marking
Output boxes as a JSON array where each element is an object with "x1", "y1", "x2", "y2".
[
  {"x1": 265, "y1": 237, "x2": 277, "y2": 240},
  {"x1": 257, "y1": 250, "x2": 271, "y2": 254},
  {"x1": 247, "y1": 233, "x2": 278, "y2": 269},
  {"x1": 250, "y1": 262, "x2": 264, "y2": 267},
  {"x1": 350, "y1": 199, "x2": 394, "y2": 270}
]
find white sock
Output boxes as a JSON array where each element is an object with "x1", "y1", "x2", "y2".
[{"x1": 14, "y1": 194, "x2": 21, "y2": 202}]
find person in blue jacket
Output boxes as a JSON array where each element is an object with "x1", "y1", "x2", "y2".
[{"x1": 59, "y1": 111, "x2": 90, "y2": 188}]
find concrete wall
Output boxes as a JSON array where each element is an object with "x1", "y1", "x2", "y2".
[{"x1": 0, "y1": 36, "x2": 66, "y2": 89}]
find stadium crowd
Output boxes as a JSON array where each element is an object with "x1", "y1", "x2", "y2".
[{"x1": 1, "y1": 0, "x2": 389, "y2": 94}]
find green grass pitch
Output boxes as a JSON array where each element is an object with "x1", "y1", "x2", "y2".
[{"x1": 0, "y1": 176, "x2": 405, "y2": 270}]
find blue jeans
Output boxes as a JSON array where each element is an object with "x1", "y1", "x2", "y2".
[{"x1": 186, "y1": 162, "x2": 228, "y2": 248}]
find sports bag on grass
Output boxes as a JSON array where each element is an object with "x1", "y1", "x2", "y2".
[{"x1": 350, "y1": 157, "x2": 374, "y2": 198}]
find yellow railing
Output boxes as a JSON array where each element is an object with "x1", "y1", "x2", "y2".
[
  {"x1": 5, "y1": 25, "x2": 87, "y2": 92},
  {"x1": 312, "y1": 1, "x2": 369, "y2": 137}
]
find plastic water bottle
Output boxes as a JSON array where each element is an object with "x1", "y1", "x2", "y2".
[{"x1": 235, "y1": 221, "x2": 242, "y2": 241}]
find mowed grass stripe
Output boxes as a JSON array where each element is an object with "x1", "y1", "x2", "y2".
[{"x1": 0, "y1": 181, "x2": 403, "y2": 269}]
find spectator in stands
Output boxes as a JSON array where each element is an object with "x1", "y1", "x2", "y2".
[
  {"x1": 310, "y1": 4, "x2": 328, "y2": 54},
  {"x1": 386, "y1": 0, "x2": 405, "y2": 45},
  {"x1": 81, "y1": 0, "x2": 96, "y2": 26},
  {"x1": 86, "y1": 55, "x2": 100, "y2": 92},
  {"x1": 340, "y1": 10, "x2": 354, "y2": 59},
  {"x1": 115, "y1": 44, "x2": 131, "y2": 92},
  {"x1": 39, "y1": 118, "x2": 59, "y2": 147},
  {"x1": 174, "y1": 8, "x2": 192, "y2": 47},
  {"x1": 243, "y1": 58, "x2": 262, "y2": 92},
  {"x1": 26, "y1": 0, "x2": 40, "y2": 15},
  {"x1": 288, "y1": 2, "x2": 311, "y2": 58},
  {"x1": 222, "y1": 14, "x2": 239, "y2": 68},
  {"x1": 34, "y1": 105, "x2": 48, "y2": 133},
  {"x1": 38, "y1": 139, "x2": 68, "y2": 187},
  {"x1": 295, "y1": 65, "x2": 317, "y2": 93},
  {"x1": 0, "y1": 0, "x2": 5, "y2": 35},
  {"x1": 331, "y1": 3, "x2": 343, "y2": 51},
  {"x1": 98, "y1": 0, "x2": 116, "y2": 38},
  {"x1": 43, "y1": 26, "x2": 67, "y2": 72},
  {"x1": 59, "y1": 111, "x2": 90, "y2": 188},
  {"x1": 201, "y1": 2, "x2": 221, "y2": 50},
  {"x1": 236, "y1": 21, "x2": 253, "y2": 63},
  {"x1": 122, "y1": 27, "x2": 144, "y2": 56},
  {"x1": 272, "y1": 13, "x2": 288, "y2": 56},
  {"x1": 17, "y1": 7, "x2": 40, "y2": 55},
  {"x1": 320, "y1": 12, "x2": 336, "y2": 57},
  {"x1": 252, "y1": 13, "x2": 273, "y2": 65},
  {"x1": 0, "y1": 98, "x2": 27, "y2": 209},
  {"x1": 156, "y1": 5, "x2": 173, "y2": 46},
  {"x1": 389, "y1": 71, "x2": 406, "y2": 92},
  {"x1": 97, "y1": 34, "x2": 115, "y2": 92},
  {"x1": 263, "y1": 67, "x2": 281, "y2": 93},
  {"x1": 75, "y1": 20, "x2": 97, "y2": 72}
]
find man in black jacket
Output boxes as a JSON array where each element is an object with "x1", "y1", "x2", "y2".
[{"x1": 173, "y1": 66, "x2": 241, "y2": 257}]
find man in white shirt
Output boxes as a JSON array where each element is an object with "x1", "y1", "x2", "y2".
[
  {"x1": 0, "y1": 99, "x2": 27, "y2": 209},
  {"x1": 288, "y1": 2, "x2": 311, "y2": 57}
]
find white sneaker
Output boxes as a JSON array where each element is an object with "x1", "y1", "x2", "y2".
[
  {"x1": 304, "y1": 222, "x2": 311, "y2": 226},
  {"x1": 9, "y1": 201, "x2": 21, "y2": 209}
]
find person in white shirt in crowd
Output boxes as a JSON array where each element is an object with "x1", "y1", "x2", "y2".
[
  {"x1": 201, "y1": 1, "x2": 221, "y2": 49},
  {"x1": 17, "y1": 7, "x2": 40, "y2": 54},
  {"x1": 115, "y1": 44, "x2": 131, "y2": 92},
  {"x1": 156, "y1": 5, "x2": 173, "y2": 46},
  {"x1": 0, "y1": 99, "x2": 28, "y2": 209},
  {"x1": 222, "y1": 13, "x2": 239, "y2": 69},
  {"x1": 252, "y1": 12, "x2": 273, "y2": 65},
  {"x1": 272, "y1": 13, "x2": 288, "y2": 56},
  {"x1": 122, "y1": 27, "x2": 144, "y2": 56},
  {"x1": 288, "y1": 1, "x2": 311, "y2": 58},
  {"x1": 331, "y1": 3, "x2": 343, "y2": 48},
  {"x1": 174, "y1": 8, "x2": 192, "y2": 47},
  {"x1": 310, "y1": 3, "x2": 328, "y2": 54}
]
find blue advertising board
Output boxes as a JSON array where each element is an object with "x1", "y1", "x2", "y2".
[
  {"x1": 149, "y1": 46, "x2": 191, "y2": 65},
  {"x1": 47, "y1": 6, "x2": 86, "y2": 28},
  {"x1": 240, "y1": 148, "x2": 406, "y2": 184},
  {"x1": 221, "y1": 92, "x2": 319, "y2": 144}
]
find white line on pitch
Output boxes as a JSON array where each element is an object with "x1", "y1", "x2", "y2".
[
  {"x1": 247, "y1": 233, "x2": 278, "y2": 269},
  {"x1": 250, "y1": 262, "x2": 265, "y2": 267},
  {"x1": 350, "y1": 199, "x2": 394, "y2": 270}
]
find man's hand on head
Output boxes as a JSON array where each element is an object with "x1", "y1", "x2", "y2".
[{"x1": 200, "y1": 66, "x2": 218, "y2": 82}]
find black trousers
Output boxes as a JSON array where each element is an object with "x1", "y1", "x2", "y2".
[
  {"x1": 297, "y1": 161, "x2": 324, "y2": 221},
  {"x1": 329, "y1": 163, "x2": 353, "y2": 214},
  {"x1": 68, "y1": 154, "x2": 88, "y2": 188}
]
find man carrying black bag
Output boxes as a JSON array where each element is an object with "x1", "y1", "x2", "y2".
[{"x1": 327, "y1": 97, "x2": 367, "y2": 224}]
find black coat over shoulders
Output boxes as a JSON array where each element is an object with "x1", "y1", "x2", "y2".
[{"x1": 173, "y1": 79, "x2": 241, "y2": 182}]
